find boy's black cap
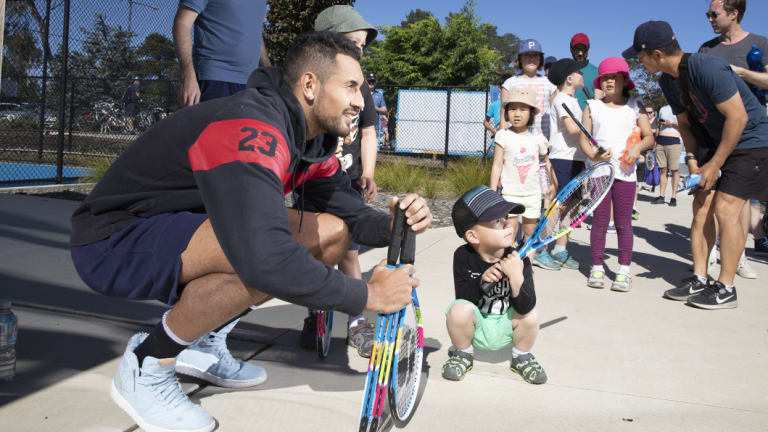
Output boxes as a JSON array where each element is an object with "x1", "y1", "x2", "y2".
[
  {"x1": 547, "y1": 58, "x2": 582, "y2": 87},
  {"x1": 451, "y1": 186, "x2": 525, "y2": 238},
  {"x1": 622, "y1": 20, "x2": 676, "y2": 59}
]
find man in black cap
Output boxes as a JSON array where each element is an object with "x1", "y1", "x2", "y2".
[{"x1": 624, "y1": 20, "x2": 768, "y2": 310}]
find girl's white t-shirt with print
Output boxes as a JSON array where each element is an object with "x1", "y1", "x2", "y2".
[
  {"x1": 502, "y1": 75, "x2": 556, "y2": 136},
  {"x1": 494, "y1": 129, "x2": 549, "y2": 196},
  {"x1": 587, "y1": 97, "x2": 642, "y2": 182},
  {"x1": 549, "y1": 92, "x2": 587, "y2": 162}
]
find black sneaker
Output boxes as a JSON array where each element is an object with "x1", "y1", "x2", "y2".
[
  {"x1": 510, "y1": 352, "x2": 547, "y2": 384},
  {"x1": 442, "y1": 350, "x2": 474, "y2": 381},
  {"x1": 669, "y1": 198, "x2": 677, "y2": 207},
  {"x1": 664, "y1": 275, "x2": 708, "y2": 301},
  {"x1": 651, "y1": 196, "x2": 665, "y2": 205},
  {"x1": 346, "y1": 322, "x2": 375, "y2": 358},
  {"x1": 299, "y1": 315, "x2": 315, "y2": 349},
  {"x1": 687, "y1": 281, "x2": 738, "y2": 310},
  {"x1": 755, "y1": 236, "x2": 768, "y2": 256}
]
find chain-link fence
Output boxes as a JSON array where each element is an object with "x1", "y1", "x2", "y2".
[
  {"x1": 1, "y1": 0, "x2": 178, "y2": 186},
  {"x1": 376, "y1": 84, "x2": 493, "y2": 168},
  {"x1": 1, "y1": 1, "x2": 495, "y2": 184}
]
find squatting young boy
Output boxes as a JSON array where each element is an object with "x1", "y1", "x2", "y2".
[{"x1": 443, "y1": 185, "x2": 547, "y2": 384}]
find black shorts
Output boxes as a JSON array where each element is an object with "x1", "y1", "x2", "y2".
[
  {"x1": 716, "y1": 147, "x2": 768, "y2": 201},
  {"x1": 70, "y1": 212, "x2": 208, "y2": 305},
  {"x1": 124, "y1": 103, "x2": 138, "y2": 117},
  {"x1": 551, "y1": 159, "x2": 586, "y2": 193}
]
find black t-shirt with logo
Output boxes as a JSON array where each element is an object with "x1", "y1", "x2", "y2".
[
  {"x1": 452, "y1": 244, "x2": 536, "y2": 316},
  {"x1": 334, "y1": 81, "x2": 378, "y2": 180}
]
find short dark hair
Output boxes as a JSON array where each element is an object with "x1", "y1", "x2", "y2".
[
  {"x1": 515, "y1": 53, "x2": 544, "y2": 71},
  {"x1": 722, "y1": 0, "x2": 746, "y2": 23},
  {"x1": 282, "y1": 31, "x2": 362, "y2": 85},
  {"x1": 504, "y1": 104, "x2": 536, "y2": 127},
  {"x1": 641, "y1": 39, "x2": 682, "y2": 57}
]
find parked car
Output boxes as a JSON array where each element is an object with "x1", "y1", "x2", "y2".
[{"x1": 0, "y1": 102, "x2": 56, "y2": 127}]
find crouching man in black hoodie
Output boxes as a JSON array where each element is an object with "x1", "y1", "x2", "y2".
[{"x1": 69, "y1": 31, "x2": 431, "y2": 432}]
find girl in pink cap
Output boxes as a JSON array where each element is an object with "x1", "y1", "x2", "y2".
[{"x1": 578, "y1": 57, "x2": 654, "y2": 292}]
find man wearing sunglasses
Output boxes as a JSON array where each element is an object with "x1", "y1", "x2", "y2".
[{"x1": 699, "y1": 0, "x2": 768, "y2": 279}]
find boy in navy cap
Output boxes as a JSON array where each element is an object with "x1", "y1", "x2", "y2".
[
  {"x1": 444, "y1": 186, "x2": 546, "y2": 384},
  {"x1": 624, "y1": 20, "x2": 768, "y2": 310}
]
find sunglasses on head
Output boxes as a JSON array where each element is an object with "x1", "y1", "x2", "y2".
[{"x1": 705, "y1": 11, "x2": 721, "y2": 19}]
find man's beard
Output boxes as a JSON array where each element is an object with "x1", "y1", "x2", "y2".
[{"x1": 315, "y1": 109, "x2": 351, "y2": 137}]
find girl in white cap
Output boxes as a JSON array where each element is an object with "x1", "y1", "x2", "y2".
[{"x1": 490, "y1": 87, "x2": 553, "y2": 262}]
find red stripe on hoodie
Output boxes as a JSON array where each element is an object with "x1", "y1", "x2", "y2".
[{"x1": 189, "y1": 119, "x2": 291, "y2": 182}]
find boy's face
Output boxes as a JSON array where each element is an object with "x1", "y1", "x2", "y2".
[
  {"x1": 341, "y1": 30, "x2": 368, "y2": 57},
  {"x1": 568, "y1": 71, "x2": 584, "y2": 89},
  {"x1": 505, "y1": 102, "x2": 531, "y2": 129},
  {"x1": 637, "y1": 50, "x2": 662, "y2": 74},
  {"x1": 466, "y1": 217, "x2": 515, "y2": 250}
]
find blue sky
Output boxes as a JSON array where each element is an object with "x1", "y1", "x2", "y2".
[{"x1": 355, "y1": 0, "x2": 768, "y2": 66}]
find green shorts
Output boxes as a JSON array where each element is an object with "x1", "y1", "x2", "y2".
[{"x1": 446, "y1": 299, "x2": 515, "y2": 351}]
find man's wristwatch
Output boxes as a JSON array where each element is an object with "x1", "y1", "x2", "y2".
[{"x1": 684, "y1": 155, "x2": 697, "y2": 163}]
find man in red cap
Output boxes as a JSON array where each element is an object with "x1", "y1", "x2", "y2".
[{"x1": 570, "y1": 33, "x2": 603, "y2": 110}]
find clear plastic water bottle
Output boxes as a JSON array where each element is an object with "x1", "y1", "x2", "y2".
[{"x1": 0, "y1": 299, "x2": 18, "y2": 382}]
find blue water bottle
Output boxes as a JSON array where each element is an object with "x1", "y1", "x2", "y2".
[
  {"x1": 0, "y1": 299, "x2": 18, "y2": 382},
  {"x1": 746, "y1": 44, "x2": 766, "y2": 105}
]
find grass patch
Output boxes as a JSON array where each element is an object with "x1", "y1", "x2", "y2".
[
  {"x1": 375, "y1": 156, "x2": 492, "y2": 199},
  {"x1": 85, "y1": 156, "x2": 116, "y2": 182},
  {"x1": 445, "y1": 157, "x2": 492, "y2": 196}
]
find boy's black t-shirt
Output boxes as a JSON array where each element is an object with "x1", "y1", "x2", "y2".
[{"x1": 452, "y1": 244, "x2": 536, "y2": 316}]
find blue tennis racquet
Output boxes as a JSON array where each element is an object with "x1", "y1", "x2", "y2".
[
  {"x1": 359, "y1": 206, "x2": 423, "y2": 432},
  {"x1": 482, "y1": 162, "x2": 615, "y2": 291}
]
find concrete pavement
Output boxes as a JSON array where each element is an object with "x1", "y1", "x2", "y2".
[{"x1": 0, "y1": 189, "x2": 766, "y2": 431}]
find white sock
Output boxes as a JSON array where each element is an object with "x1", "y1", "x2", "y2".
[
  {"x1": 552, "y1": 245, "x2": 566, "y2": 254},
  {"x1": 457, "y1": 346, "x2": 474, "y2": 354},
  {"x1": 512, "y1": 346, "x2": 529, "y2": 356},
  {"x1": 608, "y1": 221, "x2": 615, "y2": 227},
  {"x1": 348, "y1": 314, "x2": 365, "y2": 328},
  {"x1": 619, "y1": 265, "x2": 631, "y2": 276},
  {"x1": 161, "y1": 310, "x2": 193, "y2": 346},
  {"x1": 694, "y1": 274, "x2": 707, "y2": 284},
  {"x1": 592, "y1": 265, "x2": 604, "y2": 273}
]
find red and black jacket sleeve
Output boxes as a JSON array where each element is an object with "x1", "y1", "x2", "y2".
[
  {"x1": 295, "y1": 162, "x2": 392, "y2": 248},
  {"x1": 188, "y1": 117, "x2": 367, "y2": 315}
]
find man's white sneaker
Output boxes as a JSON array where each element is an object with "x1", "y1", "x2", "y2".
[
  {"x1": 176, "y1": 319, "x2": 267, "y2": 388},
  {"x1": 736, "y1": 255, "x2": 757, "y2": 279},
  {"x1": 112, "y1": 333, "x2": 215, "y2": 432}
]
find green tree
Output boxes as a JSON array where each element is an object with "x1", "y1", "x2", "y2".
[
  {"x1": 51, "y1": 15, "x2": 137, "y2": 114},
  {"x1": 400, "y1": 9, "x2": 434, "y2": 27},
  {"x1": 483, "y1": 25, "x2": 518, "y2": 79},
  {"x1": 263, "y1": 0, "x2": 356, "y2": 67},
  {"x1": 136, "y1": 33, "x2": 179, "y2": 110},
  {"x1": 628, "y1": 58, "x2": 666, "y2": 110},
  {"x1": 361, "y1": 2, "x2": 501, "y2": 87},
  {"x1": 2, "y1": 1, "x2": 44, "y2": 101}
]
